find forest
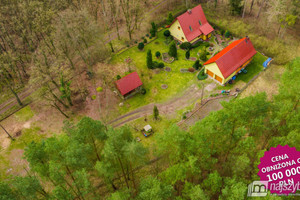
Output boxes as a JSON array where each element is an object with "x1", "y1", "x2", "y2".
[{"x1": 0, "y1": 0, "x2": 299, "y2": 199}]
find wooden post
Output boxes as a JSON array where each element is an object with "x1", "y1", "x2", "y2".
[{"x1": 0, "y1": 124, "x2": 14, "y2": 140}]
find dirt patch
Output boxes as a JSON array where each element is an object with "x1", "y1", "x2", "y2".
[
  {"x1": 7, "y1": 149, "x2": 28, "y2": 177},
  {"x1": 205, "y1": 83, "x2": 217, "y2": 91}
]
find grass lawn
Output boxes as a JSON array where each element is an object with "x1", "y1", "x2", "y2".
[
  {"x1": 110, "y1": 29, "x2": 208, "y2": 114},
  {"x1": 14, "y1": 105, "x2": 34, "y2": 122}
]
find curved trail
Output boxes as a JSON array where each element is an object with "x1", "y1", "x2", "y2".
[{"x1": 108, "y1": 84, "x2": 204, "y2": 127}]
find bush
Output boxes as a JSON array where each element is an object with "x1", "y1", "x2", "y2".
[
  {"x1": 146, "y1": 33, "x2": 149, "y2": 37},
  {"x1": 91, "y1": 95, "x2": 96, "y2": 100},
  {"x1": 204, "y1": 43, "x2": 210, "y2": 47},
  {"x1": 168, "y1": 41, "x2": 177, "y2": 58},
  {"x1": 155, "y1": 51, "x2": 161, "y2": 58},
  {"x1": 197, "y1": 69, "x2": 208, "y2": 80},
  {"x1": 164, "y1": 30, "x2": 171, "y2": 37},
  {"x1": 138, "y1": 42, "x2": 144, "y2": 50},
  {"x1": 116, "y1": 75, "x2": 121, "y2": 80},
  {"x1": 96, "y1": 87, "x2": 103, "y2": 92},
  {"x1": 166, "y1": 12, "x2": 174, "y2": 25},
  {"x1": 225, "y1": 30, "x2": 231, "y2": 38},
  {"x1": 141, "y1": 88, "x2": 146, "y2": 95},
  {"x1": 157, "y1": 62, "x2": 165, "y2": 68},
  {"x1": 193, "y1": 60, "x2": 202, "y2": 70},
  {"x1": 143, "y1": 38, "x2": 147, "y2": 43},
  {"x1": 180, "y1": 42, "x2": 192, "y2": 50},
  {"x1": 149, "y1": 36, "x2": 152, "y2": 39},
  {"x1": 185, "y1": 51, "x2": 190, "y2": 59},
  {"x1": 150, "y1": 22, "x2": 157, "y2": 37},
  {"x1": 200, "y1": 50, "x2": 208, "y2": 61},
  {"x1": 191, "y1": 41, "x2": 203, "y2": 48},
  {"x1": 188, "y1": 68, "x2": 195, "y2": 72}
]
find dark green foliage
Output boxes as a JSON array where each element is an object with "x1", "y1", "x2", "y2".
[
  {"x1": 168, "y1": 41, "x2": 177, "y2": 59},
  {"x1": 147, "y1": 50, "x2": 153, "y2": 69},
  {"x1": 197, "y1": 69, "x2": 208, "y2": 80},
  {"x1": 193, "y1": 60, "x2": 202, "y2": 70},
  {"x1": 185, "y1": 51, "x2": 190, "y2": 59},
  {"x1": 180, "y1": 42, "x2": 192, "y2": 50},
  {"x1": 137, "y1": 177, "x2": 173, "y2": 200},
  {"x1": 163, "y1": 30, "x2": 171, "y2": 37},
  {"x1": 155, "y1": 51, "x2": 161, "y2": 58},
  {"x1": 138, "y1": 42, "x2": 144, "y2": 50},
  {"x1": 204, "y1": 43, "x2": 210, "y2": 48},
  {"x1": 191, "y1": 41, "x2": 203, "y2": 48},
  {"x1": 143, "y1": 38, "x2": 147, "y2": 43},
  {"x1": 229, "y1": 0, "x2": 243, "y2": 15},
  {"x1": 153, "y1": 105, "x2": 159, "y2": 120},
  {"x1": 146, "y1": 33, "x2": 149, "y2": 37},
  {"x1": 157, "y1": 62, "x2": 165, "y2": 68},
  {"x1": 200, "y1": 49, "x2": 208, "y2": 61},
  {"x1": 225, "y1": 30, "x2": 231, "y2": 38},
  {"x1": 116, "y1": 75, "x2": 121, "y2": 80},
  {"x1": 166, "y1": 12, "x2": 174, "y2": 25},
  {"x1": 141, "y1": 88, "x2": 146, "y2": 95},
  {"x1": 150, "y1": 22, "x2": 157, "y2": 37}
]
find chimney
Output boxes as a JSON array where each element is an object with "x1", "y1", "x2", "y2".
[{"x1": 187, "y1": 9, "x2": 192, "y2": 14}]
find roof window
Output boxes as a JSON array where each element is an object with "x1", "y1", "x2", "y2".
[{"x1": 189, "y1": 26, "x2": 192, "y2": 31}]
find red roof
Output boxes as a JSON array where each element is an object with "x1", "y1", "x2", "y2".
[
  {"x1": 115, "y1": 72, "x2": 143, "y2": 96},
  {"x1": 204, "y1": 37, "x2": 257, "y2": 78},
  {"x1": 176, "y1": 5, "x2": 214, "y2": 42}
]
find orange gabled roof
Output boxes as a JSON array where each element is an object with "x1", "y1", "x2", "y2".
[
  {"x1": 204, "y1": 37, "x2": 257, "y2": 78},
  {"x1": 175, "y1": 5, "x2": 214, "y2": 42}
]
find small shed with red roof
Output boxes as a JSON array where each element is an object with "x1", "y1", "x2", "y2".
[
  {"x1": 115, "y1": 72, "x2": 143, "y2": 99},
  {"x1": 169, "y1": 5, "x2": 214, "y2": 43},
  {"x1": 203, "y1": 37, "x2": 257, "y2": 85}
]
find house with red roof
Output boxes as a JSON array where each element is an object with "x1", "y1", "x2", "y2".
[
  {"x1": 115, "y1": 72, "x2": 143, "y2": 99},
  {"x1": 169, "y1": 5, "x2": 214, "y2": 43},
  {"x1": 203, "y1": 37, "x2": 257, "y2": 85}
]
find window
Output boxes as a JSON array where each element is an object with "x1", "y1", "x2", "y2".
[
  {"x1": 189, "y1": 26, "x2": 192, "y2": 31},
  {"x1": 181, "y1": 37, "x2": 184, "y2": 41},
  {"x1": 178, "y1": 26, "x2": 181, "y2": 30},
  {"x1": 198, "y1": 20, "x2": 202, "y2": 25}
]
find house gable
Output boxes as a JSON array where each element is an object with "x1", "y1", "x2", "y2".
[
  {"x1": 204, "y1": 62, "x2": 225, "y2": 84},
  {"x1": 169, "y1": 20, "x2": 187, "y2": 42},
  {"x1": 171, "y1": 5, "x2": 214, "y2": 42}
]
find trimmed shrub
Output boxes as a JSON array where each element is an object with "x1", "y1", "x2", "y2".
[
  {"x1": 193, "y1": 60, "x2": 202, "y2": 70},
  {"x1": 157, "y1": 62, "x2": 165, "y2": 68},
  {"x1": 180, "y1": 42, "x2": 192, "y2": 50},
  {"x1": 164, "y1": 30, "x2": 171, "y2": 37},
  {"x1": 146, "y1": 33, "x2": 149, "y2": 37},
  {"x1": 116, "y1": 75, "x2": 121, "y2": 80},
  {"x1": 147, "y1": 50, "x2": 153, "y2": 69},
  {"x1": 141, "y1": 88, "x2": 146, "y2": 95},
  {"x1": 138, "y1": 42, "x2": 144, "y2": 50},
  {"x1": 185, "y1": 51, "x2": 190, "y2": 59},
  {"x1": 143, "y1": 38, "x2": 147, "y2": 43},
  {"x1": 225, "y1": 30, "x2": 231, "y2": 38},
  {"x1": 168, "y1": 41, "x2": 177, "y2": 58},
  {"x1": 155, "y1": 51, "x2": 161, "y2": 58},
  {"x1": 197, "y1": 69, "x2": 208, "y2": 80}
]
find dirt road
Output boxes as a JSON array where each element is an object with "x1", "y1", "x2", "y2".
[{"x1": 108, "y1": 84, "x2": 204, "y2": 127}]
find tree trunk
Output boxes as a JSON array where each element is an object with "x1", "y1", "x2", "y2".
[
  {"x1": 242, "y1": 0, "x2": 247, "y2": 18},
  {"x1": 0, "y1": 124, "x2": 14, "y2": 140},
  {"x1": 52, "y1": 103, "x2": 69, "y2": 118},
  {"x1": 117, "y1": 156, "x2": 130, "y2": 189},
  {"x1": 256, "y1": 0, "x2": 265, "y2": 18},
  {"x1": 249, "y1": 0, "x2": 255, "y2": 14},
  {"x1": 8, "y1": 85, "x2": 23, "y2": 106}
]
